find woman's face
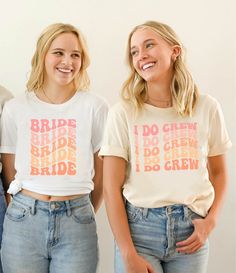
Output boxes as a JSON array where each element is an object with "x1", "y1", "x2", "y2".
[
  {"x1": 130, "y1": 28, "x2": 178, "y2": 84},
  {"x1": 44, "y1": 32, "x2": 82, "y2": 89}
]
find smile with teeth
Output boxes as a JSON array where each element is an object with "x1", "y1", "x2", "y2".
[
  {"x1": 142, "y1": 62, "x2": 155, "y2": 71},
  {"x1": 57, "y1": 67, "x2": 73, "y2": 73}
]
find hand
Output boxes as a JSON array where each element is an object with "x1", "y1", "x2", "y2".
[
  {"x1": 124, "y1": 253, "x2": 155, "y2": 273},
  {"x1": 176, "y1": 218, "x2": 215, "y2": 254}
]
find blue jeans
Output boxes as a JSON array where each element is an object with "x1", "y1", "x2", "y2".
[
  {"x1": 115, "y1": 201, "x2": 209, "y2": 273},
  {"x1": 0, "y1": 178, "x2": 7, "y2": 273},
  {"x1": 1, "y1": 192, "x2": 98, "y2": 273}
]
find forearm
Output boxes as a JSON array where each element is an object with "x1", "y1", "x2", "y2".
[
  {"x1": 104, "y1": 188, "x2": 136, "y2": 258},
  {"x1": 1, "y1": 153, "x2": 16, "y2": 192},
  {"x1": 90, "y1": 181, "x2": 103, "y2": 213},
  {"x1": 206, "y1": 155, "x2": 228, "y2": 227},
  {"x1": 1, "y1": 153, "x2": 16, "y2": 205},
  {"x1": 206, "y1": 172, "x2": 227, "y2": 226},
  {"x1": 103, "y1": 157, "x2": 137, "y2": 259},
  {"x1": 91, "y1": 152, "x2": 103, "y2": 212}
]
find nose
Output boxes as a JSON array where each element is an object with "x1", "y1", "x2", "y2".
[
  {"x1": 61, "y1": 54, "x2": 72, "y2": 65},
  {"x1": 138, "y1": 49, "x2": 148, "y2": 60}
]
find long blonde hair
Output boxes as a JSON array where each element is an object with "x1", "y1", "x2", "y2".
[
  {"x1": 122, "y1": 21, "x2": 199, "y2": 116},
  {"x1": 27, "y1": 23, "x2": 90, "y2": 92}
]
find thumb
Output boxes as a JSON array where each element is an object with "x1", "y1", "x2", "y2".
[{"x1": 147, "y1": 262, "x2": 155, "y2": 273}]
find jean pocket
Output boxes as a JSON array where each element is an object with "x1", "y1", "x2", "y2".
[
  {"x1": 6, "y1": 202, "x2": 30, "y2": 222},
  {"x1": 187, "y1": 208, "x2": 204, "y2": 223},
  {"x1": 126, "y1": 202, "x2": 142, "y2": 223},
  {"x1": 71, "y1": 202, "x2": 95, "y2": 224}
]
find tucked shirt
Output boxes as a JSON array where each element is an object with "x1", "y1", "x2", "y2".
[{"x1": 0, "y1": 91, "x2": 108, "y2": 196}]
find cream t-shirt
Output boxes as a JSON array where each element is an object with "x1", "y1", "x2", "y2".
[{"x1": 99, "y1": 94, "x2": 231, "y2": 216}]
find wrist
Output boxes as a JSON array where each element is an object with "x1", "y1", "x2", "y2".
[
  {"x1": 120, "y1": 246, "x2": 137, "y2": 261},
  {"x1": 205, "y1": 214, "x2": 217, "y2": 231}
]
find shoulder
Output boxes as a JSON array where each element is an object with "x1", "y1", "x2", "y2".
[
  {"x1": 76, "y1": 91, "x2": 109, "y2": 110},
  {"x1": 195, "y1": 93, "x2": 220, "y2": 114},
  {"x1": 0, "y1": 85, "x2": 13, "y2": 107},
  {"x1": 197, "y1": 94, "x2": 219, "y2": 107},
  {"x1": 3, "y1": 92, "x2": 30, "y2": 111},
  {"x1": 105, "y1": 101, "x2": 135, "y2": 126},
  {"x1": 109, "y1": 100, "x2": 132, "y2": 115}
]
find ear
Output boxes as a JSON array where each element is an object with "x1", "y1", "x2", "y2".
[{"x1": 171, "y1": 45, "x2": 181, "y2": 61}]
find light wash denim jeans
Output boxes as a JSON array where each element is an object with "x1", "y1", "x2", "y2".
[
  {"x1": 1, "y1": 192, "x2": 98, "y2": 273},
  {"x1": 115, "y1": 201, "x2": 209, "y2": 273},
  {"x1": 0, "y1": 178, "x2": 7, "y2": 273}
]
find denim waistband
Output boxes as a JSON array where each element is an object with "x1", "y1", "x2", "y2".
[
  {"x1": 12, "y1": 192, "x2": 90, "y2": 216},
  {"x1": 126, "y1": 200, "x2": 190, "y2": 218}
]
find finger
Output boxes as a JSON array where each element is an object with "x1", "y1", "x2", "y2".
[
  {"x1": 189, "y1": 243, "x2": 202, "y2": 253},
  {"x1": 177, "y1": 241, "x2": 202, "y2": 253},
  {"x1": 176, "y1": 233, "x2": 197, "y2": 247},
  {"x1": 146, "y1": 262, "x2": 154, "y2": 273},
  {"x1": 176, "y1": 240, "x2": 199, "y2": 252},
  {"x1": 184, "y1": 242, "x2": 202, "y2": 254},
  {"x1": 147, "y1": 266, "x2": 155, "y2": 273}
]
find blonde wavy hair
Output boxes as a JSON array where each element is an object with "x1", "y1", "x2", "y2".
[
  {"x1": 27, "y1": 23, "x2": 90, "y2": 92},
  {"x1": 122, "y1": 21, "x2": 199, "y2": 116}
]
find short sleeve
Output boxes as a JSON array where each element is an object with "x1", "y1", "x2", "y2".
[
  {"x1": 91, "y1": 101, "x2": 109, "y2": 153},
  {"x1": 99, "y1": 104, "x2": 130, "y2": 161},
  {"x1": 208, "y1": 101, "x2": 232, "y2": 156},
  {"x1": 0, "y1": 102, "x2": 17, "y2": 154}
]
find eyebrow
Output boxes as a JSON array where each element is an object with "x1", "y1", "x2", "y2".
[
  {"x1": 131, "y1": 39, "x2": 155, "y2": 50},
  {"x1": 51, "y1": 48, "x2": 81, "y2": 53}
]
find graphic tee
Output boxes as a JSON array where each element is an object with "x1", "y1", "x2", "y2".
[
  {"x1": 0, "y1": 85, "x2": 13, "y2": 173},
  {"x1": 0, "y1": 91, "x2": 108, "y2": 196},
  {"x1": 99, "y1": 94, "x2": 231, "y2": 216}
]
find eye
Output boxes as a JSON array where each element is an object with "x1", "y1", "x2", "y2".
[
  {"x1": 146, "y1": 42, "x2": 154, "y2": 49},
  {"x1": 53, "y1": 51, "x2": 63, "y2": 56},
  {"x1": 71, "y1": 53, "x2": 81, "y2": 59},
  {"x1": 130, "y1": 50, "x2": 138, "y2": 57}
]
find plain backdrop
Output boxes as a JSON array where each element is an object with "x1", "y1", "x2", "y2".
[{"x1": 0, "y1": 0, "x2": 235, "y2": 272}]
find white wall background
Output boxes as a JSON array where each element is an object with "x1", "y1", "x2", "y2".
[{"x1": 0, "y1": 0, "x2": 235, "y2": 272}]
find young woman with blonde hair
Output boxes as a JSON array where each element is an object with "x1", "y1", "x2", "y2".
[
  {"x1": 100, "y1": 21, "x2": 231, "y2": 273},
  {"x1": 0, "y1": 23, "x2": 108, "y2": 273}
]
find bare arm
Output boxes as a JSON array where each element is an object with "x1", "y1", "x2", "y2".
[
  {"x1": 103, "y1": 156, "x2": 154, "y2": 273},
  {"x1": 1, "y1": 153, "x2": 16, "y2": 204},
  {"x1": 177, "y1": 154, "x2": 228, "y2": 253},
  {"x1": 90, "y1": 151, "x2": 103, "y2": 212},
  {"x1": 205, "y1": 154, "x2": 228, "y2": 226}
]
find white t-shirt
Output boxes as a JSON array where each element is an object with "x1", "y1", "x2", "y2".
[
  {"x1": 0, "y1": 85, "x2": 13, "y2": 173},
  {"x1": 0, "y1": 91, "x2": 108, "y2": 196},
  {"x1": 99, "y1": 94, "x2": 231, "y2": 216}
]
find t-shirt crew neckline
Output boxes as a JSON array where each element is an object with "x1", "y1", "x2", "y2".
[
  {"x1": 144, "y1": 103, "x2": 175, "y2": 114},
  {"x1": 29, "y1": 90, "x2": 81, "y2": 110}
]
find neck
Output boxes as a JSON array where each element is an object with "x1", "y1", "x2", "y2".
[
  {"x1": 37, "y1": 82, "x2": 76, "y2": 104},
  {"x1": 146, "y1": 82, "x2": 172, "y2": 108}
]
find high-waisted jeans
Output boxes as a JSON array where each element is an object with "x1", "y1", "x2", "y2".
[
  {"x1": 115, "y1": 201, "x2": 209, "y2": 273},
  {"x1": 0, "y1": 178, "x2": 6, "y2": 273},
  {"x1": 1, "y1": 192, "x2": 98, "y2": 273}
]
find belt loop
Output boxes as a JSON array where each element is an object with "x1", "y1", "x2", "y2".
[
  {"x1": 183, "y1": 205, "x2": 189, "y2": 220},
  {"x1": 142, "y1": 208, "x2": 148, "y2": 218},
  {"x1": 65, "y1": 200, "x2": 72, "y2": 216},
  {"x1": 30, "y1": 199, "x2": 36, "y2": 215}
]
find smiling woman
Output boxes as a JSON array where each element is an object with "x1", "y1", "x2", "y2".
[
  {"x1": 0, "y1": 23, "x2": 108, "y2": 273},
  {"x1": 42, "y1": 32, "x2": 82, "y2": 102},
  {"x1": 99, "y1": 20, "x2": 231, "y2": 273}
]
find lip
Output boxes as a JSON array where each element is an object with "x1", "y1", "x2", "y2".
[
  {"x1": 141, "y1": 62, "x2": 156, "y2": 71},
  {"x1": 56, "y1": 67, "x2": 73, "y2": 73}
]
